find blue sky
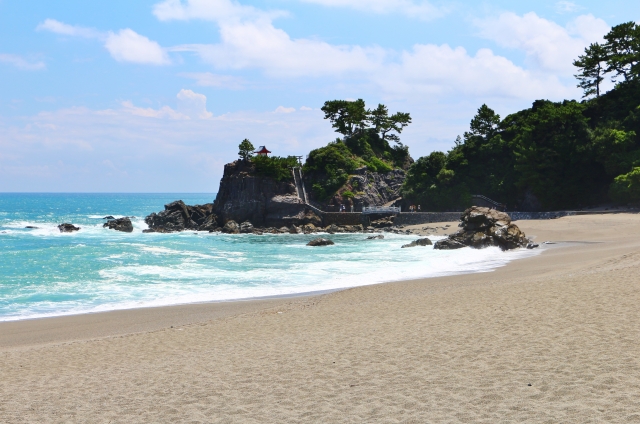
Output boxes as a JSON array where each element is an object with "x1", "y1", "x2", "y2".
[{"x1": 1, "y1": 0, "x2": 639, "y2": 192}]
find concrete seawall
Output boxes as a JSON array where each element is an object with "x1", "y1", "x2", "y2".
[{"x1": 321, "y1": 213, "x2": 365, "y2": 227}]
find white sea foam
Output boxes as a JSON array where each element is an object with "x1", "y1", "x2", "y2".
[{"x1": 0, "y1": 231, "x2": 542, "y2": 322}]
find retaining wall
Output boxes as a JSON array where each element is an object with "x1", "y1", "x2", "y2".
[
  {"x1": 394, "y1": 212, "x2": 462, "y2": 226},
  {"x1": 322, "y1": 213, "x2": 365, "y2": 227},
  {"x1": 509, "y1": 211, "x2": 575, "y2": 220}
]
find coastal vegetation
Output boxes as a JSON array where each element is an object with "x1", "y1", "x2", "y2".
[
  {"x1": 303, "y1": 100, "x2": 412, "y2": 200},
  {"x1": 237, "y1": 138, "x2": 300, "y2": 182},
  {"x1": 234, "y1": 21, "x2": 640, "y2": 210},
  {"x1": 402, "y1": 21, "x2": 640, "y2": 211}
]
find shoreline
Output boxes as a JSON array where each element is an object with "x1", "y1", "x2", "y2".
[
  {"x1": 0, "y1": 220, "x2": 535, "y2": 346},
  {"x1": 0, "y1": 220, "x2": 513, "y2": 327},
  {"x1": 3, "y1": 214, "x2": 640, "y2": 421}
]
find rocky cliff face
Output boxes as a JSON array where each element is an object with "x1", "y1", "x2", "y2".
[
  {"x1": 213, "y1": 160, "x2": 320, "y2": 228},
  {"x1": 321, "y1": 167, "x2": 405, "y2": 211}
]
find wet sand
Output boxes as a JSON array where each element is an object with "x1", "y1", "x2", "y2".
[{"x1": 2, "y1": 214, "x2": 640, "y2": 422}]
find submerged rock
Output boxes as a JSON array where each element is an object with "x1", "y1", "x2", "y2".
[
  {"x1": 401, "y1": 238, "x2": 432, "y2": 248},
  {"x1": 307, "y1": 237, "x2": 335, "y2": 246},
  {"x1": 58, "y1": 223, "x2": 80, "y2": 233},
  {"x1": 103, "y1": 215, "x2": 116, "y2": 220},
  {"x1": 434, "y1": 207, "x2": 528, "y2": 251},
  {"x1": 103, "y1": 217, "x2": 134, "y2": 233},
  {"x1": 366, "y1": 234, "x2": 384, "y2": 240}
]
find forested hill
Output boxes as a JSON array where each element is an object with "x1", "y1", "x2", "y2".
[{"x1": 402, "y1": 21, "x2": 640, "y2": 212}]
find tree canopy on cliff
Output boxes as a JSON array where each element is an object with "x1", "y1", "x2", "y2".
[
  {"x1": 238, "y1": 139, "x2": 255, "y2": 161},
  {"x1": 573, "y1": 22, "x2": 640, "y2": 98},
  {"x1": 401, "y1": 21, "x2": 640, "y2": 211},
  {"x1": 304, "y1": 100, "x2": 413, "y2": 200}
]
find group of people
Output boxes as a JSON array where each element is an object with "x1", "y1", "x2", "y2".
[
  {"x1": 338, "y1": 204, "x2": 354, "y2": 213},
  {"x1": 408, "y1": 205, "x2": 421, "y2": 212}
]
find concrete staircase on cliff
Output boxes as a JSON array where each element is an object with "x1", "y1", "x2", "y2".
[{"x1": 291, "y1": 167, "x2": 325, "y2": 217}]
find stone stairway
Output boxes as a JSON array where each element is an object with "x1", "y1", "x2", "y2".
[{"x1": 292, "y1": 167, "x2": 324, "y2": 216}]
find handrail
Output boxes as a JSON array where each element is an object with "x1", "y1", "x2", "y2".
[
  {"x1": 471, "y1": 194, "x2": 505, "y2": 209},
  {"x1": 362, "y1": 206, "x2": 401, "y2": 214}
]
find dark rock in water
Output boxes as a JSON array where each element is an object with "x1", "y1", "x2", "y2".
[
  {"x1": 366, "y1": 235, "x2": 384, "y2": 240},
  {"x1": 239, "y1": 221, "x2": 254, "y2": 233},
  {"x1": 434, "y1": 207, "x2": 528, "y2": 251},
  {"x1": 401, "y1": 238, "x2": 432, "y2": 248},
  {"x1": 197, "y1": 214, "x2": 219, "y2": 232},
  {"x1": 103, "y1": 216, "x2": 115, "y2": 220},
  {"x1": 222, "y1": 220, "x2": 240, "y2": 234},
  {"x1": 307, "y1": 237, "x2": 335, "y2": 246},
  {"x1": 432, "y1": 238, "x2": 466, "y2": 250},
  {"x1": 145, "y1": 200, "x2": 218, "y2": 233},
  {"x1": 527, "y1": 243, "x2": 539, "y2": 249},
  {"x1": 103, "y1": 217, "x2": 133, "y2": 233},
  {"x1": 289, "y1": 225, "x2": 302, "y2": 234},
  {"x1": 25, "y1": 226, "x2": 39, "y2": 229},
  {"x1": 58, "y1": 223, "x2": 80, "y2": 233}
]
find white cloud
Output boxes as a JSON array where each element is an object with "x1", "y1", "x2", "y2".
[
  {"x1": 39, "y1": 19, "x2": 170, "y2": 66},
  {"x1": 555, "y1": 1, "x2": 582, "y2": 13},
  {"x1": 0, "y1": 54, "x2": 45, "y2": 70},
  {"x1": 475, "y1": 12, "x2": 608, "y2": 73},
  {"x1": 119, "y1": 90, "x2": 213, "y2": 120},
  {"x1": 179, "y1": 72, "x2": 245, "y2": 89},
  {"x1": 376, "y1": 44, "x2": 572, "y2": 99},
  {"x1": 36, "y1": 19, "x2": 102, "y2": 38},
  {"x1": 177, "y1": 89, "x2": 213, "y2": 119},
  {"x1": 153, "y1": 0, "x2": 284, "y2": 23},
  {"x1": 121, "y1": 101, "x2": 187, "y2": 119},
  {"x1": 298, "y1": 0, "x2": 448, "y2": 21},
  {"x1": 275, "y1": 106, "x2": 296, "y2": 113},
  {"x1": 105, "y1": 29, "x2": 171, "y2": 65},
  {"x1": 172, "y1": 20, "x2": 384, "y2": 77}
]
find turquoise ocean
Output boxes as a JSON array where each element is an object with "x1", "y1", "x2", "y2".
[{"x1": 0, "y1": 193, "x2": 537, "y2": 322}]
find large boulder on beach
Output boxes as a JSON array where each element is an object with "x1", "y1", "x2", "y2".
[
  {"x1": 434, "y1": 206, "x2": 528, "y2": 251},
  {"x1": 103, "y1": 217, "x2": 133, "y2": 233},
  {"x1": 58, "y1": 223, "x2": 80, "y2": 233},
  {"x1": 307, "y1": 237, "x2": 335, "y2": 246}
]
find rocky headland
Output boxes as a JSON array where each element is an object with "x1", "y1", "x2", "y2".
[{"x1": 211, "y1": 159, "x2": 321, "y2": 228}]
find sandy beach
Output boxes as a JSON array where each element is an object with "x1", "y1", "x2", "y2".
[{"x1": 2, "y1": 214, "x2": 640, "y2": 422}]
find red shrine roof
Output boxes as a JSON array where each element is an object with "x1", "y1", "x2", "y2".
[{"x1": 254, "y1": 146, "x2": 271, "y2": 154}]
